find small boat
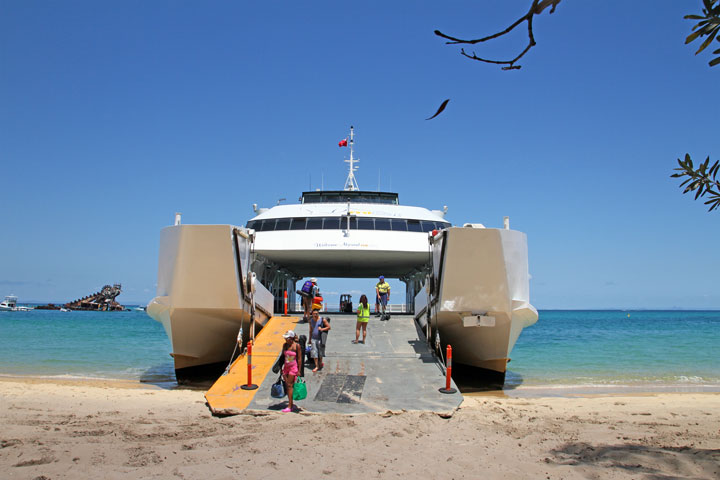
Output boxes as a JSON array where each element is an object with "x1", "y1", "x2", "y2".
[{"x1": 0, "y1": 295, "x2": 32, "y2": 311}]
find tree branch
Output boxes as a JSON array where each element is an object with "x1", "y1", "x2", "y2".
[
  {"x1": 434, "y1": 0, "x2": 560, "y2": 70},
  {"x1": 684, "y1": 0, "x2": 720, "y2": 67},
  {"x1": 671, "y1": 154, "x2": 720, "y2": 212}
]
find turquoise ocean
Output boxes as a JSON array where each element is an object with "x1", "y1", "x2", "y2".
[{"x1": 1, "y1": 308, "x2": 719, "y2": 392}]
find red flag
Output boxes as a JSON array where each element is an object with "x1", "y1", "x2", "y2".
[{"x1": 338, "y1": 139, "x2": 348, "y2": 147}]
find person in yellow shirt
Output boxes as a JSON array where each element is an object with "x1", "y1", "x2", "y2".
[
  {"x1": 353, "y1": 294, "x2": 370, "y2": 344},
  {"x1": 375, "y1": 276, "x2": 391, "y2": 320}
]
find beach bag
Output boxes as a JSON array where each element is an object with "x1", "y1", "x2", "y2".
[
  {"x1": 293, "y1": 377, "x2": 307, "y2": 401},
  {"x1": 271, "y1": 375, "x2": 285, "y2": 398},
  {"x1": 272, "y1": 352, "x2": 284, "y2": 374},
  {"x1": 298, "y1": 335, "x2": 307, "y2": 376}
]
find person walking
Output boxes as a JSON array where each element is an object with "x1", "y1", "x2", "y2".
[
  {"x1": 281, "y1": 330, "x2": 302, "y2": 412},
  {"x1": 309, "y1": 309, "x2": 330, "y2": 372},
  {"x1": 375, "y1": 276, "x2": 391, "y2": 319},
  {"x1": 353, "y1": 294, "x2": 370, "y2": 344}
]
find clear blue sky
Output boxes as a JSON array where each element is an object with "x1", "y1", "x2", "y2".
[{"x1": 1, "y1": 1, "x2": 718, "y2": 309}]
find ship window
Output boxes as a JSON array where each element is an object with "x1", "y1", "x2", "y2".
[
  {"x1": 323, "y1": 217, "x2": 341, "y2": 229},
  {"x1": 357, "y1": 217, "x2": 374, "y2": 230},
  {"x1": 290, "y1": 218, "x2": 306, "y2": 230},
  {"x1": 258, "y1": 219, "x2": 275, "y2": 231},
  {"x1": 275, "y1": 218, "x2": 291, "y2": 230},
  {"x1": 374, "y1": 218, "x2": 391, "y2": 230},
  {"x1": 306, "y1": 217, "x2": 323, "y2": 229},
  {"x1": 246, "y1": 220, "x2": 257, "y2": 230},
  {"x1": 302, "y1": 190, "x2": 399, "y2": 205},
  {"x1": 421, "y1": 221, "x2": 436, "y2": 232},
  {"x1": 347, "y1": 217, "x2": 357, "y2": 229},
  {"x1": 407, "y1": 220, "x2": 422, "y2": 232},
  {"x1": 390, "y1": 219, "x2": 408, "y2": 231},
  {"x1": 439, "y1": 222, "x2": 451, "y2": 229}
]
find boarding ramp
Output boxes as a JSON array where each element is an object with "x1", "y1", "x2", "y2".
[
  {"x1": 205, "y1": 315, "x2": 301, "y2": 415},
  {"x1": 211, "y1": 313, "x2": 461, "y2": 415}
]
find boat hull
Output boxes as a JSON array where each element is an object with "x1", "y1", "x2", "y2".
[
  {"x1": 147, "y1": 224, "x2": 273, "y2": 377},
  {"x1": 416, "y1": 227, "x2": 537, "y2": 376},
  {"x1": 148, "y1": 223, "x2": 537, "y2": 383}
]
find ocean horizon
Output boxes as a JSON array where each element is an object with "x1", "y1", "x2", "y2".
[{"x1": 1, "y1": 308, "x2": 718, "y2": 393}]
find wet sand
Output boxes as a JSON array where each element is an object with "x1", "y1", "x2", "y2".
[{"x1": 1, "y1": 377, "x2": 718, "y2": 479}]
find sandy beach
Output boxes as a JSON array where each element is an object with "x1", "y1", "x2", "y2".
[{"x1": 1, "y1": 378, "x2": 718, "y2": 479}]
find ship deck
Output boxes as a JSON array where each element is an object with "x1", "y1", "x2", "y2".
[{"x1": 205, "y1": 313, "x2": 462, "y2": 415}]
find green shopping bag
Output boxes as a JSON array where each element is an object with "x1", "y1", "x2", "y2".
[{"x1": 293, "y1": 377, "x2": 307, "y2": 400}]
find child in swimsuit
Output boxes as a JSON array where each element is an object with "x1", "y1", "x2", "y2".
[{"x1": 281, "y1": 330, "x2": 301, "y2": 412}]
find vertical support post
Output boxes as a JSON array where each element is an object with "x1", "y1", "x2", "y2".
[
  {"x1": 283, "y1": 290, "x2": 288, "y2": 316},
  {"x1": 439, "y1": 344, "x2": 457, "y2": 394},
  {"x1": 240, "y1": 340, "x2": 258, "y2": 390}
]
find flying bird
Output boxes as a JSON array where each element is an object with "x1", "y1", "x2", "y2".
[{"x1": 426, "y1": 99, "x2": 450, "y2": 120}]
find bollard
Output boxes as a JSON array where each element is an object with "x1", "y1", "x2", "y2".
[
  {"x1": 283, "y1": 290, "x2": 288, "y2": 316},
  {"x1": 240, "y1": 340, "x2": 259, "y2": 390},
  {"x1": 439, "y1": 344, "x2": 457, "y2": 394}
]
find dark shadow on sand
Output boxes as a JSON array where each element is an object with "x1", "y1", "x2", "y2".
[
  {"x1": 549, "y1": 442, "x2": 720, "y2": 479},
  {"x1": 138, "y1": 363, "x2": 220, "y2": 391},
  {"x1": 451, "y1": 364, "x2": 524, "y2": 393}
]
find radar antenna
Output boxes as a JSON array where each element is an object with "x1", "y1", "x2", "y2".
[{"x1": 343, "y1": 126, "x2": 360, "y2": 191}]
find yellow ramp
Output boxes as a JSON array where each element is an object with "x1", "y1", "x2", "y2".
[{"x1": 205, "y1": 315, "x2": 299, "y2": 415}]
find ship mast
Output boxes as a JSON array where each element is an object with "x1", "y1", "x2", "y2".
[{"x1": 343, "y1": 126, "x2": 360, "y2": 191}]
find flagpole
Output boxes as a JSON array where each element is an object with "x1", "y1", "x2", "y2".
[{"x1": 344, "y1": 125, "x2": 360, "y2": 191}]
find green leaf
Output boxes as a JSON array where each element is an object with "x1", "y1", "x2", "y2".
[
  {"x1": 685, "y1": 14, "x2": 705, "y2": 20},
  {"x1": 710, "y1": 56, "x2": 720, "y2": 66},
  {"x1": 709, "y1": 161, "x2": 720, "y2": 177},
  {"x1": 686, "y1": 29, "x2": 705, "y2": 44},
  {"x1": 696, "y1": 29, "x2": 719, "y2": 54}
]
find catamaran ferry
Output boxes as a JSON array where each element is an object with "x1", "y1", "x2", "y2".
[{"x1": 148, "y1": 127, "x2": 537, "y2": 383}]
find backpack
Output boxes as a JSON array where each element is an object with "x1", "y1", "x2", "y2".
[{"x1": 301, "y1": 280, "x2": 313, "y2": 295}]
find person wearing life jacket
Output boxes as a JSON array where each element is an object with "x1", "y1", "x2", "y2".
[
  {"x1": 375, "y1": 276, "x2": 390, "y2": 319},
  {"x1": 298, "y1": 277, "x2": 318, "y2": 321},
  {"x1": 353, "y1": 294, "x2": 370, "y2": 344}
]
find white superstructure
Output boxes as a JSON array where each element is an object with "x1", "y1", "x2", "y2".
[
  {"x1": 246, "y1": 126, "x2": 449, "y2": 278},
  {"x1": 247, "y1": 192, "x2": 449, "y2": 278}
]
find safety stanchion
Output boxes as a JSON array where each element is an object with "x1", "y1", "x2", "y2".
[
  {"x1": 240, "y1": 340, "x2": 258, "y2": 390},
  {"x1": 439, "y1": 344, "x2": 457, "y2": 394},
  {"x1": 283, "y1": 290, "x2": 288, "y2": 316}
]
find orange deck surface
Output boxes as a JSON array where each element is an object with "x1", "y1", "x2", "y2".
[{"x1": 205, "y1": 315, "x2": 300, "y2": 415}]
